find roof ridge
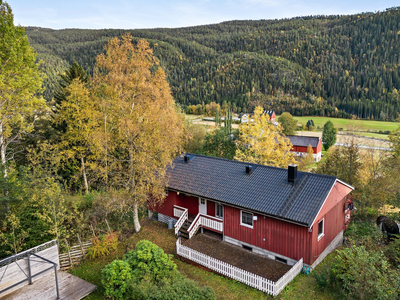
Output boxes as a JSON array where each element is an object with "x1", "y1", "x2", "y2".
[{"x1": 182, "y1": 153, "x2": 337, "y2": 180}]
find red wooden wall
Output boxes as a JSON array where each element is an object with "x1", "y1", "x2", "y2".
[
  {"x1": 207, "y1": 200, "x2": 216, "y2": 217},
  {"x1": 291, "y1": 145, "x2": 320, "y2": 154},
  {"x1": 149, "y1": 191, "x2": 200, "y2": 217},
  {"x1": 149, "y1": 191, "x2": 218, "y2": 218},
  {"x1": 290, "y1": 139, "x2": 322, "y2": 154},
  {"x1": 223, "y1": 207, "x2": 313, "y2": 264},
  {"x1": 310, "y1": 182, "x2": 352, "y2": 261}
]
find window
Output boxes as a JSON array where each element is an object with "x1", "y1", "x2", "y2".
[
  {"x1": 241, "y1": 211, "x2": 253, "y2": 228},
  {"x1": 216, "y1": 203, "x2": 223, "y2": 218},
  {"x1": 164, "y1": 189, "x2": 168, "y2": 196},
  {"x1": 318, "y1": 219, "x2": 324, "y2": 240},
  {"x1": 242, "y1": 245, "x2": 252, "y2": 252},
  {"x1": 275, "y1": 257, "x2": 288, "y2": 264},
  {"x1": 200, "y1": 198, "x2": 206, "y2": 205}
]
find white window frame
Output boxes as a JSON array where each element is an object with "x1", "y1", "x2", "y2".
[
  {"x1": 216, "y1": 203, "x2": 223, "y2": 219},
  {"x1": 318, "y1": 218, "x2": 324, "y2": 241},
  {"x1": 240, "y1": 210, "x2": 253, "y2": 228}
]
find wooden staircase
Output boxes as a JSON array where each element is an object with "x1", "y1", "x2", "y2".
[{"x1": 178, "y1": 220, "x2": 193, "y2": 239}]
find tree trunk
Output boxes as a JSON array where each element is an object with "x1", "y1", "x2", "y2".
[
  {"x1": 133, "y1": 202, "x2": 141, "y2": 232},
  {"x1": 104, "y1": 114, "x2": 108, "y2": 188},
  {"x1": 0, "y1": 122, "x2": 7, "y2": 177},
  {"x1": 81, "y1": 154, "x2": 89, "y2": 194},
  {"x1": 129, "y1": 147, "x2": 141, "y2": 232}
]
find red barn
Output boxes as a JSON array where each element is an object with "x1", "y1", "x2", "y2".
[
  {"x1": 149, "y1": 154, "x2": 353, "y2": 268},
  {"x1": 287, "y1": 135, "x2": 322, "y2": 162}
]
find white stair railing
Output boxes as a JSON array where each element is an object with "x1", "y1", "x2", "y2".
[
  {"x1": 174, "y1": 205, "x2": 188, "y2": 235},
  {"x1": 187, "y1": 213, "x2": 223, "y2": 239}
]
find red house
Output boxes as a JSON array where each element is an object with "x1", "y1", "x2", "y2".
[
  {"x1": 149, "y1": 154, "x2": 353, "y2": 269},
  {"x1": 287, "y1": 135, "x2": 323, "y2": 162}
]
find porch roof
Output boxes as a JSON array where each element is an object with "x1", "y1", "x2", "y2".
[{"x1": 166, "y1": 154, "x2": 345, "y2": 227}]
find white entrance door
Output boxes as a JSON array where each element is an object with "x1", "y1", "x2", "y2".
[{"x1": 199, "y1": 198, "x2": 207, "y2": 215}]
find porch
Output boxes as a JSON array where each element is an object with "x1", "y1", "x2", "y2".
[
  {"x1": 177, "y1": 234, "x2": 303, "y2": 296},
  {"x1": 173, "y1": 205, "x2": 223, "y2": 238}
]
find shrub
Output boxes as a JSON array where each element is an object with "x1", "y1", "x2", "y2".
[
  {"x1": 328, "y1": 245, "x2": 400, "y2": 299},
  {"x1": 101, "y1": 240, "x2": 215, "y2": 299},
  {"x1": 384, "y1": 238, "x2": 400, "y2": 268},
  {"x1": 312, "y1": 265, "x2": 330, "y2": 289},
  {"x1": 129, "y1": 272, "x2": 216, "y2": 300},
  {"x1": 102, "y1": 260, "x2": 132, "y2": 299},
  {"x1": 123, "y1": 240, "x2": 177, "y2": 282},
  {"x1": 86, "y1": 233, "x2": 118, "y2": 259}
]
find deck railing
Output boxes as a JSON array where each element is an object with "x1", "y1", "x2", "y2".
[
  {"x1": 176, "y1": 238, "x2": 303, "y2": 296},
  {"x1": 187, "y1": 213, "x2": 223, "y2": 239},
  {"x1": 173, "y1": 205, "x2": 188, "y2": 235},
  {"x1": 0, "y1": 240, "x2": 60, "y2": 298}
]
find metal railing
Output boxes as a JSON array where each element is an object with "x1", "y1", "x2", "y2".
[{"x1": 0, "y1": 240, "x2": 60, "y2": 299}]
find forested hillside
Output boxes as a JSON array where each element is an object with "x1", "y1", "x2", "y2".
[{"x1": 26, "y1": 6, "x2": 400, "y2": 119}]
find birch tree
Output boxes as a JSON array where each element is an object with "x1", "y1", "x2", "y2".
[
  {"x1": 93, "y1": 34, "x2": 185, "y2": 232},
  {"x1": 55, "y1": 79, "x2": 100, "y2": 193},
  {"x1": 235, "y1": 106, "x2": 295, "y2": 167},
  {"x1": 0, "y1": 1, "x2": 46, "y2": 176}
]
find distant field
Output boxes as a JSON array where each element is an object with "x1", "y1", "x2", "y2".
[
  {"x1": 293, "y1": 116, "x2": 399, "y2": 133},
  {"x1": 186, "y1": 114, "x2": 398, "y2": 141}
]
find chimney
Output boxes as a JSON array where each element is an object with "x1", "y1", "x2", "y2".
[
  {"x1": 246, "y1": 165, "x2": 252, "y2": 174},
  {"x1": 184, "y1": 154, "x2": 191, "y2": 163},
  {"x1": 288, "y1": 164, "x2": 297, "y2": 183}
]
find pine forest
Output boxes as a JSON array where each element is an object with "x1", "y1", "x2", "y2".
[{"x1": 26, "y1": 6, "x2": 400, "y2": 120}]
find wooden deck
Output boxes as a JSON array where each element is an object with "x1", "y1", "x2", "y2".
[{"x1": 1, "y1": 271, "x2": 96, "y2": 300}]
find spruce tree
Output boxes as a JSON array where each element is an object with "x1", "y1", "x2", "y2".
[{"x1": 322, "y1": 121, "x2": 337, "y2": 151}]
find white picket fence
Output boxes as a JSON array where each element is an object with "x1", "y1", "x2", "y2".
[{"x1": 176, "y1": 238, "x2": 303, "y2": 296}]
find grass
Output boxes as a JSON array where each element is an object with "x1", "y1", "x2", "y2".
[
  {"x1": 293, "y1": 116, "x2": 399, "y2": 133},
  {"x1": 69, "y1": 219, "x2": 341, "y2": 300},
  {"x1": 69, "y1": 243, "x2": 126, "y2": 299}
]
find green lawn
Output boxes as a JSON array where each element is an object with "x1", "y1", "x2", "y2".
[
  {"x1": 293, "y1": 116, "x2": 399, "y2": 133},
  {"x1": 69, "y1": 219, "x2": 339, "y2": 300}
]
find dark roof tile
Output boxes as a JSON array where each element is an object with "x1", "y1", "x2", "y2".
[{"x1": 287, "y1": 135, "x2": 321, "y2": 148}]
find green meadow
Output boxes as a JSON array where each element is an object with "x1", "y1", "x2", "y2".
[{"x1": 293, "y1": 116, "x2": 399, "y2": 134}]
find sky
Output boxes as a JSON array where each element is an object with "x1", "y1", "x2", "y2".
[{"x1": 8, "y1": 0, "x2": 400, "y2": 30}]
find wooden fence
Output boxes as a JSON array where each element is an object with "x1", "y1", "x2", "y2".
[
  {"x1": 176, "y1": 238, "x2": 303, "y2": 296},
  {"x1": 59, "y1": 239, "x2": 92, "y2": 271},
  {"x1": 0, "y1": 240, "x2": 59, "y2": 298}
]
